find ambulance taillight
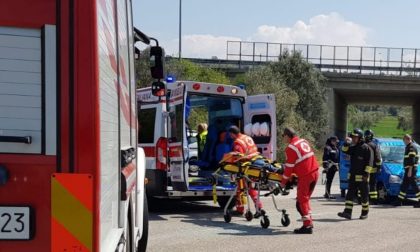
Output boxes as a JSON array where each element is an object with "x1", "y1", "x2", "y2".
[{"x1": 156, "y1": 137, "x2": 168, "y2": 170}]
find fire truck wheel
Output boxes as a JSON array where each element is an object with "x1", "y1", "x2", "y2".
[{"x1": 137, "y1": 193, "x2": 149, "y2": 252}]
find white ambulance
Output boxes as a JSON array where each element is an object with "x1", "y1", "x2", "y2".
[{"x1": 137, "y1": 81, "x2": 276, "y2": 207}]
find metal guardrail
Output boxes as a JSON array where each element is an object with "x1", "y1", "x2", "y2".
[{"x1": 225, "y1": 41, "x2": 420, "y2": 76}]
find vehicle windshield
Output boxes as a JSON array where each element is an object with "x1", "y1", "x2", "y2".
[{"x1": 380, "y1": 145, "x2": 405, "y2": 163}]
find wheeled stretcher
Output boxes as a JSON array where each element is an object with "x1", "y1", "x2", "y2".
[{"x1": 212, "y1": 152, "x2": 293, "y2": 229}]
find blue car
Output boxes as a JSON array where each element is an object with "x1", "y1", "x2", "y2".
[{"x1": 339, "y1": 138, "x2": 420, "y2": 202}]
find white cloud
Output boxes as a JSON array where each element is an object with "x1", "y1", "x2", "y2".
[
  {"x1": 250, "y1": 12, "x2": 368, "y2": 46},
  {"x1": 163, "y1": 12, "x2": 369, "y2": 59},
  {"x1": 165, "y1": 34, "x2": 242, "y2": 59}
]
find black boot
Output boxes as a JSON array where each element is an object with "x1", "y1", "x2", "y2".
[
  {"x1": 360, "y1": 203, "x2": 369, "y2": 220},
  {"x1": 337, "y1": 212, "x2": 351, "y2": 220},
  {"x1": 324, "y1": 193, "x2": 336, "y2": 199},
  {"x1": 359, "y1": 214, "x2": 368, "y2": 220},
  {"x1": 293, "y1": 225, "x2": 313, "y2": 234},
  {"x1": 413, "y1": 202, "x2": 420, "y2": 208}
]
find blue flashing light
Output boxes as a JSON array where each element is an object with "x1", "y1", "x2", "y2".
[
  {"x1": 166, "y1": 75, "x2": 176, "y2": 83},
  {"x1": 237, "y1": 83, "x2": 246, "y2": 90}
]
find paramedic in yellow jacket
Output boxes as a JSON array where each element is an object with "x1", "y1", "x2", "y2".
[{"x1": 197, "y1": 123, "x2": 208, "y2": 160}]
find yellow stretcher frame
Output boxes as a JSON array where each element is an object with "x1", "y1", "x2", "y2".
[
  {"x1": 222, "y1": 164, "x2": 284, "y2": 183},
  {"x1": 211, "y1": 153, "x2": 291, "y2": 229}
]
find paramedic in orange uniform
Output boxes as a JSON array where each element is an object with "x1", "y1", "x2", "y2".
[{"x1": 228, "y1": 126, "x2": 263, "y2": 216}]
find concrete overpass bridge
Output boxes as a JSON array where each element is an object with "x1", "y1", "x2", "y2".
[{"x1": 182, "y1": 41, "x2": 420, "y2": 141}]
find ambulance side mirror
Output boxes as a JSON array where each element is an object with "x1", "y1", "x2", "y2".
[
  {"x1": 151, "y1": 81, "x2": 166, "y2": 97},
  {"x1": 150, "y1": 46, "x2": 165, "y2": 80}
]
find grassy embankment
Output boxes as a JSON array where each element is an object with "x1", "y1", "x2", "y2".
[{"x1": 348, "y1": 116, "x2": 410, "y2": 139}]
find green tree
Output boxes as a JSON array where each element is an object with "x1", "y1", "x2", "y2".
[
  {"x1": 243, "y1": 55, "x2": 327, "y2": 160},
  {"x1": 135, "y1": 47, "x2": 153, "y2": 88},
  {"x1": 243, "y1": 66, "x2": 301, "y2": 160},
  {"x1": 136, "y1": 48, "x2": 231, "y2": 132},
  {"x1": 270, "y1": 51, "x2": 328, "y2": 143},
  {"x1": 135, "y1": 47, "x2": 229, "y2": 88},
  {"x1": 397, "y1": 107, "x2": 413, "y2": 131},
  {"x1": 348, "y1": 105, "x2": 385, "y2": 130}
]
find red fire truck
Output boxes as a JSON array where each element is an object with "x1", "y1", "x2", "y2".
[{"x1": 0, "y1": 0, "x2": 156, "y2": 251}]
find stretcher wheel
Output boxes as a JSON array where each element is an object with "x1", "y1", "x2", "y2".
[
  {"x1": 224, "y1": 212, "x2": 232, "y2": 223},
  {"x1": 260, "y1": 216, "x2": 270, "y2": 229},
  {"x1": 245, "y1": 211, "x2": 253, "y2": 221},
  {"x1": 281, "y1": 214, "x2": 290, "y2": 227}
]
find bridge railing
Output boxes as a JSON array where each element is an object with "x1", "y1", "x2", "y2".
[{"x1": 226, "y1": 41, "x2": 420, "y2": 76}]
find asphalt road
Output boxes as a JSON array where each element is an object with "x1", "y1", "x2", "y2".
[{"x1": 147, "y1": 176, "x2": 420, "y2": 252}]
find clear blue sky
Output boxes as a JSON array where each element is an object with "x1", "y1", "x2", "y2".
[{"x1": 133, "y1": 0, "x2": 420, "y2": 57}]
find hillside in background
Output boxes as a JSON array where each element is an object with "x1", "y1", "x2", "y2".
[{"x1": 347, "y1": 105, "x2": 412, "y2": 138}]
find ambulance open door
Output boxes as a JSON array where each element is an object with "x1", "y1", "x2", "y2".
[
  {"x1": 167, "y1": 84, "x2": 189, "y2": 191},
  {"x1": 244, "y1": 94, "x2": 277, "y2": 160}
]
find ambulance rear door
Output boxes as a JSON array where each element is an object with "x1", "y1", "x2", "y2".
[
  {"x1": 244, "y1": 94, "x2": 277, "y2": 160},
  {"x1": 167, "y1": 84, "x2": 189, "y2": 191}
]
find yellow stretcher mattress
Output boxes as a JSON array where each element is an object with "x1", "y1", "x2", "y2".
[{"x1": 222, "y1": 164, "x2": 283, "y2": 183}]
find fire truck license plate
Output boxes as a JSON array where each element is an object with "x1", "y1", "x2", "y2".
[{"x1": 0, "y1": 207, "x2": 31, "y2": 240}]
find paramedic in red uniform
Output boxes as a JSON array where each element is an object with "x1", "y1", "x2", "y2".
[
  {"x1": 281, "y1": 127, "x2": 319, "y2": 234},
  {"x1": 228, "y1": 126, "x2": 263, "y2": 216}
]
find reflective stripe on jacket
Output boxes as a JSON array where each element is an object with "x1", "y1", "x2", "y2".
[
  {"x1": 283, "y1": 136, "x2": 319, "y2": 179},
  {"x1": 233, "y1": 134, "x2": 258, "y2": 155}
]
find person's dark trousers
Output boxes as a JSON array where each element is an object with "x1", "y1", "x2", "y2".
[
  {"x1": 343, "y1": 175, "x2": 369, "y2": 217},
  {"x1": 398, "y1": 168, "x2": 420, "y2": 203},
  {"x1": 325, "y1": 167, "x2": 337, "y2": 196},
  {"x1": 369, "y1": 172, "x2": 378, "y2": 203}
]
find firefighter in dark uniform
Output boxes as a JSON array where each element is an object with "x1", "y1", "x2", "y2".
[
  {"x1": 322, "y1": 136, "x2": 340, "y2": 199},
  {"x1": 338, "y1": 128, "x2": 372, "y2": 220},
  {"x1": 396, "y1": 134, "x2": 420, "y2": 207},
  {"x1": 364, "y1": 130, "x2": 382, "y2": 205}
]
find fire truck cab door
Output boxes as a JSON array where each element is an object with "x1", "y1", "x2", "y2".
[
  {"x1": 244, "y1": 94, "x2": 277, "y2": 160},
  {"x1": 167, "y1": 85, "x2": 189, "y2": 191}
]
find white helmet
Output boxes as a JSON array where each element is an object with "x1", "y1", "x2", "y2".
[
  {"x1": 251, "y1": 122, "x2": 260, "y2": 136},
  {"x1": 260, "y1": 122, "x2": 269, "y2": 136},
  {"x1": 244, "y1": 123, "x2": 253, "y2": 136}
]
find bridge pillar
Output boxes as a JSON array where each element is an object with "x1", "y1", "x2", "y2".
[
  {"x1": 327, "y1": 89, "x2": 348, "y2": 140},
  {"x1": 412, "y1": 101, "x2": 420, "y2": 143}
]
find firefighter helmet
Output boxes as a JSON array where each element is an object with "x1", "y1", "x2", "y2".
[
  {"x1": 351, "y1": 128, "x2": 363, "y2": 138},
  {"x1": 364, "y1": 129, "x2": 374, "y2": 142}
]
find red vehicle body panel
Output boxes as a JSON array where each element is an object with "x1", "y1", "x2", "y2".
[{"x1": 0, "y1": 0, "x2": 102, "y2": 251}]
